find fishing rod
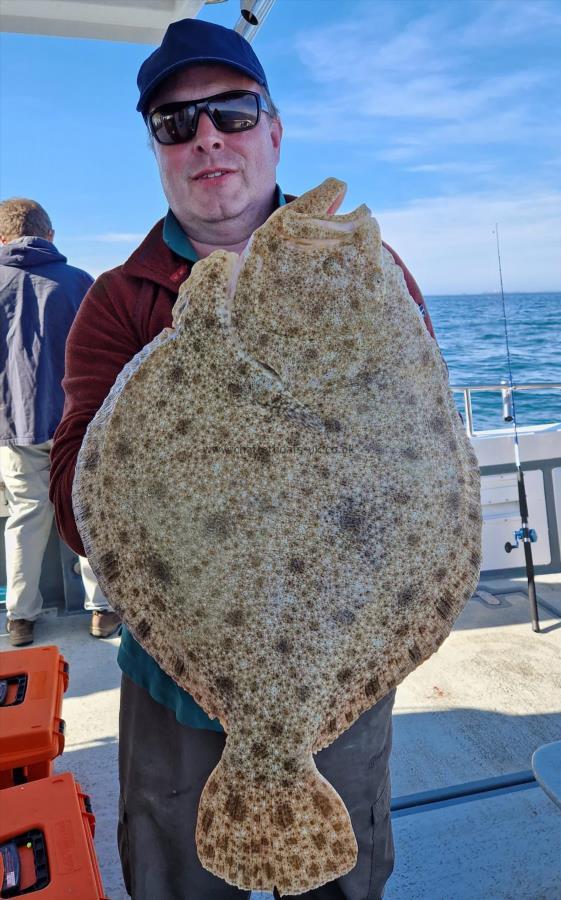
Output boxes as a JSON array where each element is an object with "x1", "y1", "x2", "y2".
[{"x1": 495, "y1": 224, "x2": 540, "y2": 633}]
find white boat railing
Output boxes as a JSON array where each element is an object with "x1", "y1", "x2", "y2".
[{"x1": 450, "y1": 381, "x2": 561, "y2": 438}]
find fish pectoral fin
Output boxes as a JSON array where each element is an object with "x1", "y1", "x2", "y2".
[{"x1": 196, "y1": 754, "x2": 357, "y2": 894}]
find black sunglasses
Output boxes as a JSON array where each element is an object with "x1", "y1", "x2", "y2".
[{"x1": 147, "y1": 89, "x2": 271, "y2": 145}]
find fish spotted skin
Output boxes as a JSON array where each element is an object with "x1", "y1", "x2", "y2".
[{"x1": 73, "y1": 177, "x2": 481, "y2": 894}]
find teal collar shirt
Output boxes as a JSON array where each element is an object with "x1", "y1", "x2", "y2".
[{"x1": 162, "y1": 183, "x2": 286, "y2": 261}]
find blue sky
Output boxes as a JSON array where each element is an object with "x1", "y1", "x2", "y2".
[{"x1": 1, "y1": 0, "x2": 560, "y2": 293}]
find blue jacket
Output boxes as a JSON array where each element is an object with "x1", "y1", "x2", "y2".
[{"x1": 0, "y1": 238, "x2": 93, "y2": 446}]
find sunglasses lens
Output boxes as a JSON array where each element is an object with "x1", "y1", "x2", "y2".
[
  {"x1": 208, "y1": 93, "x2": 259, "y2": 132},
  {"x1": 150, "y1": 105, "x2": 196, "y2": 145},
  {"x1": 149, "y1": 93, "x2": 262, "y2": 144}
]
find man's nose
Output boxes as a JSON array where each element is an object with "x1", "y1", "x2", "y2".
[{"x1": 193, "y1": 110, "x2": 225, "y2": 152}]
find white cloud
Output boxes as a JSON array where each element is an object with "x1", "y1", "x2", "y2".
[
  {"x1": 283, "y1": 71, "x2": 542, "y2": 137},
  {"x1": 290, "y1": 0, "x2": 560, "y2": 166},
  {"x1": 374, "y1": 189, "x2": 561, "y2": 294},
  {"x1": 405, "y1": 162, "x2": 496, "y2": 175},
  {"x1": 457, "y1": 0, "x2": 561, "y2": 46},
  {"x1": 92, "y1": 233, "x2": 145, "y2": 243},
  {"x1": 377, "y1": 110, "x2": 561, "y2": 163},
  {"x1": 59, "y1": 235, "x2": 146, "y2": 276},
  {"x1": 62, "y1": 232, "x2": 145, "y2": 244}
]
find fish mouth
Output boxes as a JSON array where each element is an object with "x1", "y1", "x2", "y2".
[
  {"x1": 285, "y1": 177, "x2": 371, "y2": 225},
  {"x1": 282, "y1": 181, "x2": 372, "y2": 244},
  {"x1": 278, "y1": 203, "x2": 373, "y2": 251},
  {"x1": 303, "y1": 206, "x2": 371, "y2": 233},
  {"x1": 326, "y1": 187, "x2": 346, "y2": 216}
]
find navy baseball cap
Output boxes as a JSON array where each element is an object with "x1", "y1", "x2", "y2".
[{"x1": 136, "y1": 18, "x2": 268, "y2": 114}]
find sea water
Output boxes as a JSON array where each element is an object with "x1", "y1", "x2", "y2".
[{"x1": 426, "y1": 292, "x2": 561, "y2": 432}]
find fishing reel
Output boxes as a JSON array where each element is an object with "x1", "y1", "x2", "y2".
[{"x1": 505, "y1": 527, "x2": 538, "y2": 553}]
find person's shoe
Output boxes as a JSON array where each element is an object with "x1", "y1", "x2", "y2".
[
  {"x1": 90, "y1": 610, "x2": 122, "y2": 639},
  {"x1": 7, "y1": 618, "x2": 35, "y2": 647}
]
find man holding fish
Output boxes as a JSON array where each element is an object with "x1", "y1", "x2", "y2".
[{"x1": 51, "y1": 17, "x2": 436, "y2": 900}]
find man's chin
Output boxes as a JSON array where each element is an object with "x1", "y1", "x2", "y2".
[{"x1": 191, "y1": 199, "x2": 247, "y2": 225}]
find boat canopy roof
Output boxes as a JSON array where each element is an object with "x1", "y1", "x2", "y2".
[{"x1": 0, "y1": 0, "x2": 264, "y2": 44}]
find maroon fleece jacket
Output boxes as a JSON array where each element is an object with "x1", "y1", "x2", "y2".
[{"x1": 50, "y1": 217, "x2": 434, "y2": 554}]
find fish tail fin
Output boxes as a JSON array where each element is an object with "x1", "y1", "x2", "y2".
[{"x1": 196, "y1": 755, "x2": 357, "y2": 894}]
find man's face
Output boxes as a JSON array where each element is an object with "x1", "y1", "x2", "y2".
[{"x1": 148, "y1": 64, "x2": 282, "y2": 242}]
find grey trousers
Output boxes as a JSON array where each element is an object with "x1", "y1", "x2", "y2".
[
  {"x1": 118, "y1": 675, "x2": 395, "y2": 900},
  {"x1": 0, "y1": 442, "x2": 110, "y2": 619}
]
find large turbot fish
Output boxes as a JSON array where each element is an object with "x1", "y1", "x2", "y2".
[{"x1": 73, "y1": 178, "x2": 481, "y2": 894}]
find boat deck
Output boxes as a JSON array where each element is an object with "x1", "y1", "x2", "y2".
[
  {"x1": 387, "y1": 574, "x2": 561, "y2": 900},
  {"x1": 1, "y1": 574, "x2": 560, "y2": 900}
]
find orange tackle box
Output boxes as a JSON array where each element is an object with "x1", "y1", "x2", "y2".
[
  {"x1": 0, "y1": 771, "x2": 108, "y2": 898},
  {"x1": 0, "y1": 646, "x2": 68, "y2": 788}
]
